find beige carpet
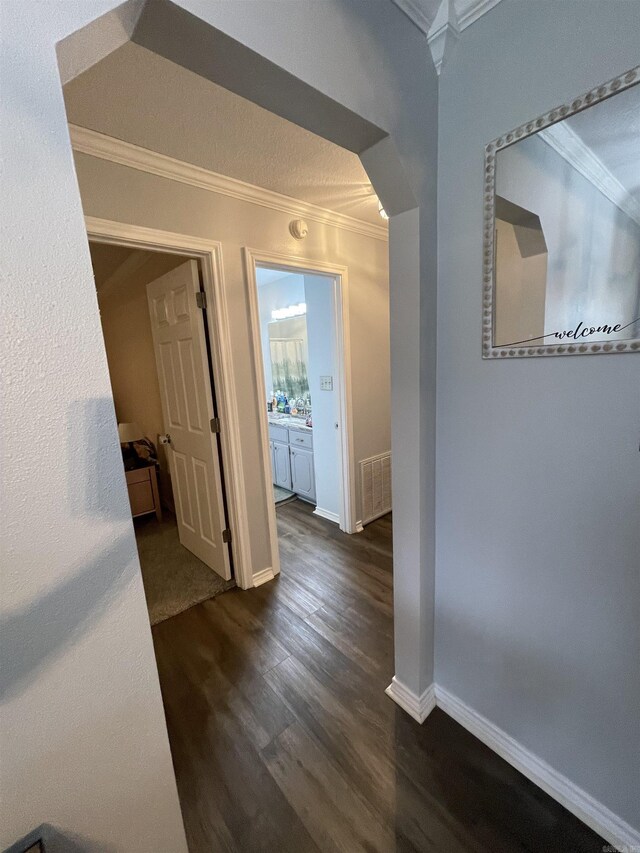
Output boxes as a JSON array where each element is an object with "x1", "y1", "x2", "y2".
[{"x1": 134, "y1": 514, "x2": 235, "y2": 625}]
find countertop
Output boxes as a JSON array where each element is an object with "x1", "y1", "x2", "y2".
[{"x1": 268, "y1": 413, "x2": 312, "y2": 433}]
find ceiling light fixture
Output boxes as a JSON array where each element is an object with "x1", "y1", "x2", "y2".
[{"x1": 378, "y1": 199, "x2": 389, "y2": 220}]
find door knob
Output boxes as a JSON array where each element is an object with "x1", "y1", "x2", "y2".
[{"x1": 159, "y1": 434, "x2": 172, "y2": 445}]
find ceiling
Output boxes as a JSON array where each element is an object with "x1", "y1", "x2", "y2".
[
  {"x1": 89, "y1": 242, "x2": 136, "y2": 288},
  {"x1": 565, "y1": 83, "x2": 640, "y2": 198},
  {"x1": 88, "y1": 241, "x2": 187, "y2": 295},
  {"x1": 390, "y1": 0, "x2": 451, "y2": 35},
  {"x1": 64, "y1": 42, "x2": 381, "y2": 226},
  {"x1": 90, "y1": 244, "x2": 310, "y2": 299}
]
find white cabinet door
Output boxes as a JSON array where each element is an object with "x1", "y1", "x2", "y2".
[
  {"x1": 269, "y1": 440, "x2": 275, "y2": 484},
  {"x1": 272, "y1": 440, "x2": 292, "y2": 490},
  {"x1": 291, "y1": 447, "x2": 316, "y2": 503}
]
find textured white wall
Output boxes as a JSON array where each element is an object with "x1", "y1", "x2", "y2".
[
  {"x1": 437, "y1": 0, "x2": 640, "y2": 830},
  {"x1": 0, "y1": 3, "x2": 188, "y2": 851}
]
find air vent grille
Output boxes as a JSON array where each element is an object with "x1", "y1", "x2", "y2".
[{"x1": 360, "y1": 452, "x2": 391, "y2": 526}]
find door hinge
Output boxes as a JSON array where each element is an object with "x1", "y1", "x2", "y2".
[
  {"x1": 210, "y1": 417, "x2": 221, "y2": 434},
  {"x1": 222, "y1": 528, "x2": 232, "y2": 544},
  {"x1": 195, "y1": 291, "x2": 207, "y2": 310}
]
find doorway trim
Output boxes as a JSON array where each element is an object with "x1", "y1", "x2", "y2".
[
  {"x1": 85, "y1": 216, "x2": 254, "y2": 591},
  {"x1": 243, "y1": 248, "x2": 357, "y2": 549}
]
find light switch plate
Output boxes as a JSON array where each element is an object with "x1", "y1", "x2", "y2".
[{"x1": 320, "y1": 375, "x2": 333, "y2": 391}]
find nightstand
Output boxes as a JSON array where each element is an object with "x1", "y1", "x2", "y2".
[{"x1": 125, "y1": 464, "x2": 162, "y2": 521}]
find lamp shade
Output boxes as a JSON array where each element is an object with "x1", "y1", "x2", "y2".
[{"x1": 118, "y1": 422, "x2": 144, "y2": 444}]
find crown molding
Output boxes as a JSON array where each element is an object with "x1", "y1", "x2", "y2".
[
  {"x1": 391, "y1": 0, "x2": 435, "y2": 35},
  {"x1": 69, "y1": 124, "x2": 388, "y2": 243},
  {"x1": 539, "y1": 122, "x2": 640, "y2": 227},
  {"x1": 428, "y1": 0, "x2": 459, "y2": 74},
  {"x1": 391, "y1": 0, "x2": 504, "y2": 44},
  {"x1": 425, "y1": 0, "x2": 504, "y2": 74},
  {"x1": 455, "y1": 0, "x2": 504, "y2": 29}
]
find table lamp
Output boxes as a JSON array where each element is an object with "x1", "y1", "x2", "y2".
[{"x1": 118, "y1": 422, "x2": 144, "y2": 469}]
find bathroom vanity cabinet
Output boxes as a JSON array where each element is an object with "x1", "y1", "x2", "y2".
[{"x1": 268, "y1": 422, "x2": 316, "y2": 503}]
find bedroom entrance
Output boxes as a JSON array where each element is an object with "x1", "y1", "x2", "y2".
[{"x1": 88, "y1": 235, "x2": 235, "y2": 624}]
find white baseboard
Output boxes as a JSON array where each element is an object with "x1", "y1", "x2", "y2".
[
  {"x1": 252, "y1": 567, "x2": 275, "y2": 587},
  {"x1": 355, "y1": 510, "x2": 391, "y2": 533},
  {"x1": 435, "y1": 685, "x2": 640, "y2": 852},
  {"x1": 384, "y1": 677, "x2": 639, "y2": 848},
  {"x1": 313, "y1": 507, "x2": 340, "y2": 524},
  {"x1": 385, "y1": 677, "x2": 436, "y2": 723},
  {"x1": 362, "y1": 508, "x2": 392, "y2": 526}
]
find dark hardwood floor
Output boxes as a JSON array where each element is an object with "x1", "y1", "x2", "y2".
[{"x1": 152, "y1": 500, "x2": 604, "y2": 852}]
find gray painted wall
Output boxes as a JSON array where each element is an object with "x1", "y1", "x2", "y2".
[{"x1": 436, "y1": 0, "x2": 640, "y2": 828}]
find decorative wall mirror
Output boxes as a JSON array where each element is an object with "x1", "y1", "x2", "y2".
[{"x1": 483, "y1": 66, "x2": 640, "y2": 358}]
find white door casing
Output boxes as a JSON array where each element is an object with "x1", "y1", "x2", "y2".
[
  {"x1": 86, "y1": 220, "x2": 253, "y2": 589},
  {"x1": 243, "y1": 248, "x2": 356, "y2": 541},
  {"x1": 146, "y1": 260, "x2": 231, "y2": 580}
]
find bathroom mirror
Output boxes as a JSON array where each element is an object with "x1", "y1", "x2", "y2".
[
  {"x1": 483, "y1": 66, "x2": 640, "y2": 358},
  {"x1": 268, "y1": 316, "x2": 310, "y2": 401}
]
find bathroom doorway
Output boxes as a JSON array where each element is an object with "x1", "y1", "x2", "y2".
[{"x1": 245, "y1": 251, "x2": 356, "y2": 560}]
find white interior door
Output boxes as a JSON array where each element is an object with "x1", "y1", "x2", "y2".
[{"x1": 146, "y1": 260, "x2": 231, "y2": 580}]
